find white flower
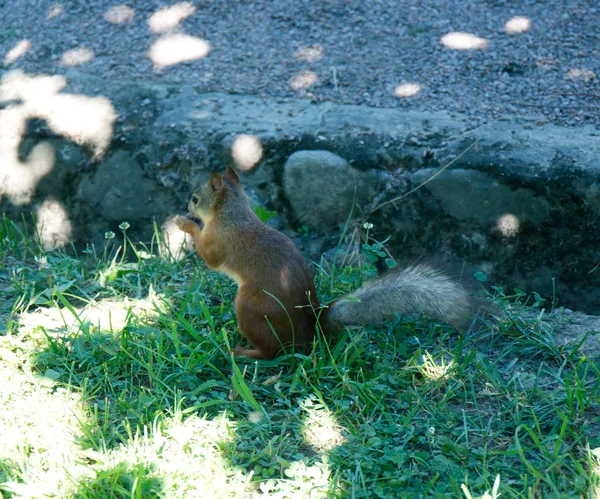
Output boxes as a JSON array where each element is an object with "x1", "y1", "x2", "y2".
[
  {"x1": 248, "y1": 411, "x2": 264, "y2": 423},
  {"x1": 119, "y1": 222, "x2": 130, "y2": 231},
  {"x1": 363, "y1": 222, "x2": 374, "y2": 230},
  {"x1": 34, "y1": 255, "x2": 48, "y2": 268},
  {"x1": 104, "y1": 231, "x2": 115, "y2": 240},
  {"x1": 428, "y1": 426, "x2": 436, "y2": 436}
]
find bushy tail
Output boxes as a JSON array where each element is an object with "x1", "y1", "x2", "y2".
[{"x1": 325, "y1": 263, "x2": 473, "y2": 332}]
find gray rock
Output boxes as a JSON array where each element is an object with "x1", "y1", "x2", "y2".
[
  {"x1": 76, "y1": 151, "x2": 179, "y2": 234},
  {"x1": 78, "y1": 151, "x2": 147, "y2": 222},
  {"x1": 554, "y1": 312, "x2": 600, "y2": 358},
  {"x1": 283, "y1": 150, "x2": 381, "y2": 230}
]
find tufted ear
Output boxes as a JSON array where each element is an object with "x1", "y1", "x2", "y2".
[
  {"x1": 223, "y1": 166, "x2": 240, "y2": 185},
  {"x1": 209, "y1": 173, "x2": 223, "y2": 192}
]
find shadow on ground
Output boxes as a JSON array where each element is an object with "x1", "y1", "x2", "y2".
[{"x1": 2, "y1": 254, "x2": 599, "y2": 497}]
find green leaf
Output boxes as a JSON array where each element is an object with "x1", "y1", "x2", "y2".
[
  {"x1": 230, "y1": 361, "x2": 263, "y2": 414},
  {"x1": 253, "y1": 206, "x2": 278, "y2": 223},
  {"x1": 367, "y1": 436, "x2": 382, "y2": 447},
  {"x1": 44, "y1": 368, "x2": 62, "y2": 380},
  {"x1": 473, "y1": 271, "x2": 487, "y2": 282}
]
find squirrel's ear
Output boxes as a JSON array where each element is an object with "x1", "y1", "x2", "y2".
[
  {"x1": 209, "y1": 174, "x2": 223, "y2": 192},
  {"x1": 223, "y1": 166, "x2": 240, "y2": 185}
]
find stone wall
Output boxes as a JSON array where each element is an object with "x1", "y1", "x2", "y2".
[{"x1": 1, "y1": 69, "x2": 598, "y2": 313}]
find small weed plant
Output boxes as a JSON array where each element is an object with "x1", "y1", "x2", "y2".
[{"x1": 0, "y1": 215, "x2": 598, "y2": 498}]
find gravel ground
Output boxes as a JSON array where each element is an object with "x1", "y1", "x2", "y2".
[{"x1": 1, "y1": 0, "x2": 599, "y2": 127}]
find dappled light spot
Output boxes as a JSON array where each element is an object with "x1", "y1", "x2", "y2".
[
  {"x1": 248, "y1": 411, "x2": 264, "y2": 423},
  {"x1": 0, "y1": 70, "x2": 116, "y2": 157},
  {"x1": 394, "y1": 82, "x2": 421, "y2": 98},
  {"x1": 261, "y1": 457, "x2": 331, "y2": 496},
  {"x1": 567, "y1": 68, "x2": 596, "y2": 82},
  {"x1": 441, "y1": 32, "x2": 488, "y2": 50},
  {"x1": 279, "y1": 267, "x2": 292, "y2": 290},
  {"x1": 591, "y1": 449, "x2": 600, "y2": 497},
  {"x1": 415, "y1": 351, "x2": 455, "y2": 381},
  {"x1": 148, "y1": 2, "x2": 196, "y2": 33},
  {"x1": 19, "y1": 296, "x2": 160, "y2": 334},
  {"x1": 35, "y1": 198, "x2": 72, "y2": 250},
  {"x1": 0, "y1": 107, "x2": 55, "y2": 205},
  {"x1": 61, "y1": 47, "x2": 95, "y2": 67},
  {"x1": 46, "y1": 4, "x2": 63, "y2": 19},
  {"x1": 289, "y1": 70, "x2": 318, "y2": 90},
  {"x1": 1, "y1": 70, "x2": 66, "y2": 100},
  {"x1": 504, "y1": 16, "x2": 531, "y2": 34},
  {"x1": 231, "y1": 134, "x2": 263, "y2": 171},
  {"x1": 104, "y1": 5, "x2": 135, "y2": 24},
  {"x1": 149, "y1": 34, "x2": 210, "y2": 68},
  {"x1": 301, "y1": 398, "x2": 346, "y2": 453},
  {"x1": 0, "y1": 364, "x2": 89, "y2": 497},
  {"x1": 293, "y1": 44, "x2": 324, "y2": 62},
  {"x1": 496, "y1": 213, "x2": 520, "y2": 237},
  {"x1": 79, "y1": 414, "x2": 254, "y2": 496},
  {"x1": 36, "y1": 93, "x2": 116, "y2": 156},
  {"x1": 0, "y1": 70, "x2": 116, "y2": 205},
  {"x1": 0, "y1": 140, "x2": 54, "y2": 206},
  {"x1": 4, "y1": 39, "x2": 31, "y2": 65},
  {"x1": 161, "y1": 215, "x2": 194, "y2": 260}
]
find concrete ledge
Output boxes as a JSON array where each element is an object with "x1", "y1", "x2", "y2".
[{"x1": 1, "y1": 69, "x2": 599, "y2": 315}]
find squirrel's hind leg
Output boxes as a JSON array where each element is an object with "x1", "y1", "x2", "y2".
[
  {"x1": 234, "y1": 287, "x2": 290, "y2": 360},
  {"x1": 233, "y1": 321, "x2": 282, "y2": 360},
  {"x1": 232, "y1": 346, "x2": 269, "y2": 359}
]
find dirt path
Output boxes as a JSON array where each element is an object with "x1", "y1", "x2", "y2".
[{"x1": 1, "y1": 0, "x2": 598, "y2": 128}]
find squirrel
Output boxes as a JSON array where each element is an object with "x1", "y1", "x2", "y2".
[{"x1": 175, "y1": 166, "x2": 474, "y2": 360}]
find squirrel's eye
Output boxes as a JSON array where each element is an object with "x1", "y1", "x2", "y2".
[{"x1": 191, "y1": 195, "x2": 199, "y2": 204}]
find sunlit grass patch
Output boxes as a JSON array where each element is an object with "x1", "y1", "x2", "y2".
[
  {"x1": 76, "y1": 413, "x2": 255, "y2": 498},
  {"x1": 1, "y1": 215, "x2": 599, "y2": 497},
  {"x1": 18, "y1": 296, "x2": 161, "y2": 338},
  {"x1": 409, "y1": 350, "x2": 456, "y2": 382},
  {"x1": 300, "y1": 397, "x2": 347, "y2": 453},
  {"x1": 0, "y1": 346, "x2": 92, "y2": 497}
]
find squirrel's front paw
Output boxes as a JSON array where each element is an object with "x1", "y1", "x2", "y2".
[{"x1": 174, "y1": 215, "x2": 197, "y2": 233}]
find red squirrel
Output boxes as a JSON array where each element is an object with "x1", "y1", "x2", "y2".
[{"x1": 175, "y1": 167, "x2": 473, "y2": 360}]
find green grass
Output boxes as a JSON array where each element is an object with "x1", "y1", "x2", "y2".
[{"x1": 0, "y1": 215, "x2": 599, "y2": 498}]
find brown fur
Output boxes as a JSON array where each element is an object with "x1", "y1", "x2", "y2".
[
  {"x1": 176, "y1": 167, "x2": 475, "y2": 360},
  {"x1": 175, "y1": 167, "x2": 320, "y2": 359}
]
